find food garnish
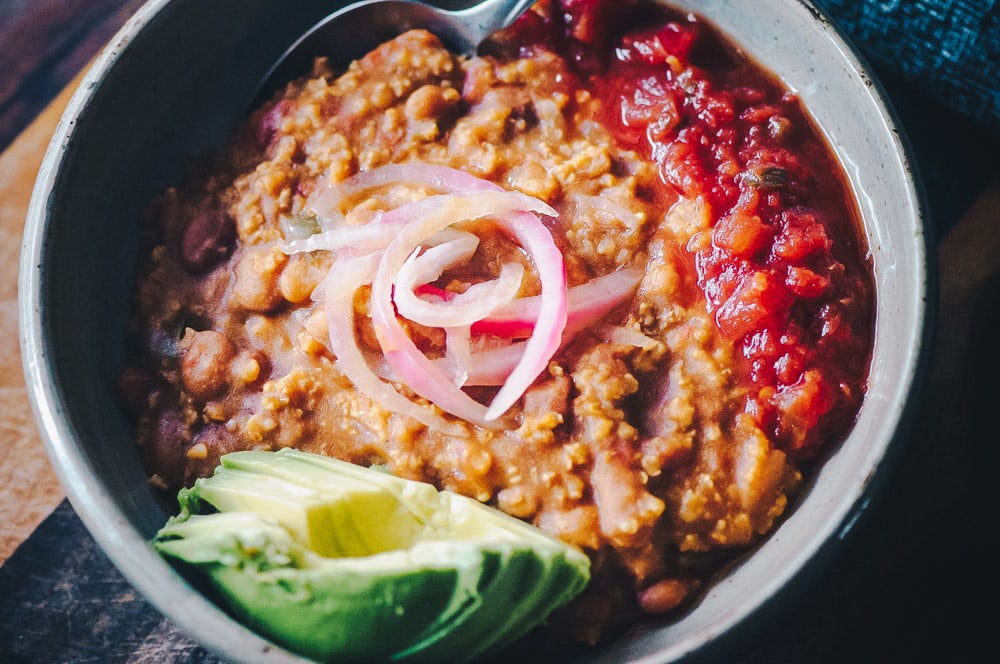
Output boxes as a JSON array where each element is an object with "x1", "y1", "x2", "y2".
[
  {"x1": 155, "y1": 449, "x2": 590, "y2": 663},
  {"x1": 282, "y1": 163, "x2": 640, "y2": 428}
]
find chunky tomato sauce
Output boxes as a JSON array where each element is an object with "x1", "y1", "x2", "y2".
[{"x1": 492, "y1": 0, "x2": 874, "y2": 456}]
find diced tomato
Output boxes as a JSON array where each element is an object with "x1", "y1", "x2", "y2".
[
  {"x1": 774, "y1": 211, "x2": 832, "y2": 261},
  {"x1": 712, "y1": 211, "x2": 771, "y2": 257},
  {"x1": 715, "y1": 269, "x2": 791, "y2": 339},
  {"x1": 616, "y1": 22, "x2": 698, "y2": 65},
  {"x1": 772, "y1": 369, "x2": 837, "y2": 451}
]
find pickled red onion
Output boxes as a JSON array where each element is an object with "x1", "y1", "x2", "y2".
[
  {"x1": 419, "y1": 268, "x2": 644, "y2": 338},
  {"x1": 308, "y1": 163, "x2": 502, "y2": 221},
  {"x1": 427, "y1": 271, "x2": 643, "y2": 387},
  {"x1": 395, "y1": 248, "x2": 525, "y2": 329},
  {"x1": 303, "y1": 163, "x2": 631, "y2": 429},
  {"x1": 280, "y1": 215, "x2": 399, "y2": 254},
  {"x1": 442, "y1": 326, "x2": 473, "y2": 387},
  {"x1": 371, "y1": 191, "x2": 564, "y2": 425},
  {"x1": 322, "y1": 252, "x2": 465, "y2": 435},
  {"x1": 442, "y1": 340, "x2": 526, "y2": 387},
  {"x1": 480, "y1": 209, "x2": 567, "y2": 421}
]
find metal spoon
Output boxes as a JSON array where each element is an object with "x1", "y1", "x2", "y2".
[{"x1": 253, "y1": 0, "x2": 537, "y2": 106}]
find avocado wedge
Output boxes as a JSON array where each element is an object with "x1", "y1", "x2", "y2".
[{"x1": 154, "y1": 449, "x2": 590, "y2": 663}]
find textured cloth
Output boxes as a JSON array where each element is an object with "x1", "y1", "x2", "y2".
[{"x1": 817, "y1": 0, "x2": 1000, "y2": 133}]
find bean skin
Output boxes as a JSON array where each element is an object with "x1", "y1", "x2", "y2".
[
  {"x1": 637, "y1": 577, "x2": 694, "y2": 614},
  {"x1": 180, "y1": 205, "x2": 235, "y2": 273},
  {"x1": 143, "y1": 408, "x2": 189, "y2": 490},
  {"x1": 180, "y1": 330, "x2": 237, "y2": 400},
  {"x1": 115, "y1": 366, "x2": 154, "y2": 416}
]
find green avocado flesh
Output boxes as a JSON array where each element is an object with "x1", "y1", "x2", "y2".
[{"x1": 154, "y1": 449, "x2": 590, "y2": 663}]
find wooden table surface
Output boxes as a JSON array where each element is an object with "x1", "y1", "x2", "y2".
[
  {"x1": 0, "y1": 83, "x2": 70, "y2": 562},
  {"x1": 0, "y1": 0, "x2": 147, "y2": 564},
  {"x1": 1, "y1": 1, "x2": 998, "y2": 661}
]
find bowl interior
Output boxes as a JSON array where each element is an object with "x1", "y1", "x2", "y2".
[{"x1": 19, "y1": 0, "x2": 929, "y2": 662}]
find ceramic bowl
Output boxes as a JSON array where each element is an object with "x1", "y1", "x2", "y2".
[{"x1": 19, "y1": 0, "x2": 930, "y2": 661}]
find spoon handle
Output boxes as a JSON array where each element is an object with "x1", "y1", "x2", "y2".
[
  {"x1": 430, "y1": 0, "x2": 538, "y2": 53},
  {"x1": 458, "y1": 0, "x2": 538, "y2": 27},
  {"x1": 448, "y1": 0, "x2": 538, "y2": 33}
]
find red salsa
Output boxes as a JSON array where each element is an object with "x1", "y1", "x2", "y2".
[{"x1": 491, "y1": 0, "x2": 874, "y2": 456}]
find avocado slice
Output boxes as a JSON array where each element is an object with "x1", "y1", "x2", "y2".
[{"x1": 154, "y1": 448, "x2": 590, "y2": 663}]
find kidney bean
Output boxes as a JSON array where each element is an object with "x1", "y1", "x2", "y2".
[
  {"x1": 257, "y1": 98, "x2": 295, "y2": 148},
  {"x1": 115, "y1": 366, "x2": 152, "y2": 415},
  {"x1": 143, "y1": 408, "x2": 189, "y2": 490},
  {"x1": 180, "y1": 204, "x2": 235, "y2": 273},
  {"x1": 184, "y1": 424, "x2": 247, "y2": 486}
]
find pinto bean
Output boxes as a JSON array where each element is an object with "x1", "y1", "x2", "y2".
[
  {"x1": 180, "y1": 205, "x2": 235, "y2": 273},
  {"x1": 637, "y1": 577, "x2": 695, "y2": 614},
  {"x1": 404, "y1": 84, "x2": 458, "y2": 121},
  {"x1": 181, "y1": 330, "x2": 237, "y2": 400},
  {"x1": 231, "y1": 246, "x2": 288, "y2": 312}
]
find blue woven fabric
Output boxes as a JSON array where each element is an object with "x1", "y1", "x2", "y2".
[{"x1": 816, "y1": 0, "x2": 1000, "y2": 133}]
